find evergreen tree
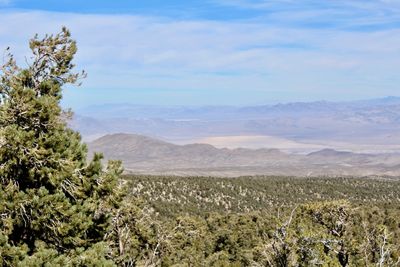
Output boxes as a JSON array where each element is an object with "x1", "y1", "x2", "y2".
[{"x1": 0, "y1": 28, "x2": 124, "y2": 265}]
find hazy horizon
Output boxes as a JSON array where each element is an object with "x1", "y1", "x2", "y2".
[{"x1": 70, "y1": 95, "x2": 400, "y2": 110}]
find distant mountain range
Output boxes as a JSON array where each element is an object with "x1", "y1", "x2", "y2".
[
  {"x1": 76, "y1": 96, "x2": 400, "y2": 120},
  {"x1": 72, "y1": 96, "x2": 400, "y2": 154},
  {"x1": 87, "y1": 133, "x2": 400, "y2": 177}
]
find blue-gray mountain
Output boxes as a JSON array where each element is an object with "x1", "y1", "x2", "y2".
[{"x1": 72, "y1": 97, "x2": 400, "y2": 155}]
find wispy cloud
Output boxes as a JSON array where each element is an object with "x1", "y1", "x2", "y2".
[
  {"x1": 215, "y1": 0, "x2": 400, "y2": 30},
  {"x1": 216, "y1": 0, "x2": 400, "y2": 13},
  {"x1": 0, "y1": 9, "x2": 399, "y2": 107}
]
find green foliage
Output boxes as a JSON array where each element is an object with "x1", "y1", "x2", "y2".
[
  {"x1": 0, "y1": 28, "x2": 125, "y2": 265},
  {"x1": 125, "y1": 175, "x2": 400, "y2": 217},
  {"x1": 145, "y1": 201, "x2": 400, "y2": 266},
  {"x1": 124, "y1": 175, "x2": 400, "y2": 266}
]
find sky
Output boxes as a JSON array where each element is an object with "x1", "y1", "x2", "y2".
[{"x1": 0, "y1": 0, "x2": 399, "y2": 108}]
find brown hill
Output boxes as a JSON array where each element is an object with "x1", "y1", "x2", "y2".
[{"x1": 88, "y1": 133, "x2": 400, "y2": 177}]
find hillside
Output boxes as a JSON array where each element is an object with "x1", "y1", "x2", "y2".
[
  {"x1": 74, "y1": 97, "x2": 400, "y2": 154},
  {"x1": 88, "y1": 133, "x2": 400, "y2": 177},
  {"x1": 125, "y1": 175, "x2": 400, "y2": 217}
]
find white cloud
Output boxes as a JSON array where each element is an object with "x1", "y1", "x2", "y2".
[
  {"x1": 0, "y1": 9, "x2": 399, "y2": 106},
  {"x1": 215, "y1": 0, "x2": 400, "y2": 29}
]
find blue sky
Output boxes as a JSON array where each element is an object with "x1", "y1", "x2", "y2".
[{"x1": 0, "y1": 0, "x2": 399, "y2": 108}]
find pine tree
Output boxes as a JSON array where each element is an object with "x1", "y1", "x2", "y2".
[{"x1": 0, "y1": 28, "x2": 124, "y2": 266}]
